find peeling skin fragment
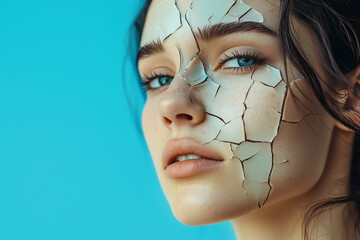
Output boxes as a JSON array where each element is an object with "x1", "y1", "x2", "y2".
[
  {"x1": 231, "y1": 143, "x2": 240, "y2": 153},
  {"x1": 221, "y1": 1, "x2": 251, "y2": 23},
  {"x1": 242, "y1": 143, "x2": 272, "y2": 183},
  {"x1": 275, "y1": 81, "x2": 287, "y2": 96},
  {"x1": 196, "y1": 113, "x2": 225, "y2": 145},
  {"x1": 183, "y1": 55, "x2": 208, "y2": 86},
  {"x1": 245, "y1": 81, "x2": 285, "y2": 113},
  {"x1": 191, "y1": 65, "x2": 285, "y2": 206},
  {"x1": 233, "y1": 142, "x2": 273, "y2": 207},
  {"x1": 243, "y1": 180, "x2": 271, "y2": 208},
  {"x1": 233, "y1": 141, "x2": 263, "y2": 161},
  {"x1": 173, "y1": 17, "x2": 201, "y2": 72},
  {"x1": 221, "y1": 0, "x2": 264, "y2": 24},
  {"x1": 239, "y1": 8, "x2": 264, "y2": 23},
  {"x1": 149, "y1": 0, "x2": 277, "y2": 209},
  {"x1": 201, "y1": 75, "x2": 253, "y2": 123},
  {"x1": 244, "y1": 105, "x2": 282, "y2": 142},
  {"x1": 141, "y1": 0, "x2": 182, "y2": 45},
  {"x1": 217, "y1": 117, "x2": 246, "y2": 144},
  {"x1": 187, "y1": 0, "x2": 235, "y2": 28},
  {"x1": 190, "y1": 77, "x2": 220, "y2": 102},
  {"x1": 241, "y1": 67, "x2": 286, "y2": 142},
  {"x1": 226, "y1": 1, "x2": 251, "y2": 18},
  {"x1": 252, "y1": 65, "x2": 282, "y2": 87}
]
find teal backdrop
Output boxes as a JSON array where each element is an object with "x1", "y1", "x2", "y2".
[{"x1": 0, "y1": 1, "x2": 235, "y2": 239}]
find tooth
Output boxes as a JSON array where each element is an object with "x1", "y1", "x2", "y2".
[{"x1": 175, "y1": 154, "x2": 203, "y2": 162}]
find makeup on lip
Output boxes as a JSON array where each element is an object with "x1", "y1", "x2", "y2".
[{"x1": 162, "y1": 138, "x2": 224, "y2": 178}]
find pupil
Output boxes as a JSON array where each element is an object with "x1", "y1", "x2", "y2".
[
  {"x1": 237, "y1": 58, "x2": 254, "y2": 67},
  {"x1": 159, "y1": 76, "x2": 172, "y2": 86}
]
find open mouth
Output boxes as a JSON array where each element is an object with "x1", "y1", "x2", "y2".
[
  {"x1": 171, "y1": 154, "x2": 205, "y2": 164},
  {"x1": 162, "y1": 139, "x2": 225, "y2": 178}
]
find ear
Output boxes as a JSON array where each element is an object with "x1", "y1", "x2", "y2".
[{"x1": 335, "y1": 66, "x2": 360, "y2": 132}]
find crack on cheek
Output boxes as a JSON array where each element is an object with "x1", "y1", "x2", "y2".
[
  {"x1": 205, "y1": 112, "x2": 226, "y2": 124},
  {"x1": 214, "y1": 85, "x2": 221, "y2": 101},
  {"x1": 236, "y1": 66, "x2": 287, "y2": 207},
  {"x1": 243, "y1": 179, "x2": 272, "y2": 208},
  {"x1": 242, "y1": 80, "x2": 254, "y2": 142},
  {"x1": 271, "y1": 106, "x2": 282, "y2": 114},
  {"x1": 281, "y1": 113, "x2": 315, "y2": 124},
  {"x1": 170, "y1": 0, "x2": 279, "y2": 209},
  {"x1": 280, "y1": 160, "x2": 290, "y2": 164},
  {"x1": 264, "y1": 142, "x2": 274, "y2": 206},
  {"x1": 236, "y1": 156, "x2": 247, "y2": 183}
]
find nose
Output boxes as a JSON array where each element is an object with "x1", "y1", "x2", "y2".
[{"x1": 159, "y1": 76, "x2": 205, "y2": 128}]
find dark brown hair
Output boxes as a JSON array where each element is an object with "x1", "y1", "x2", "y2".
[
  {"x1": 133, "y1": 0, "x2": 360, "y2": 239},
  {"x1": 279, "y1": 0, "x2": 360, "y2": 239}
]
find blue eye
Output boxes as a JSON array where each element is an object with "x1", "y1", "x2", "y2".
[
  {"x1": 218, "y1": 50, "x2": 264, "y2": 73},
  {"x1": 222, "y1": 57, "x2": 257, "y2": 69},
  {"x1": 158, "y1": 76, "x2": 173, "y2": 86},
  {"x1": 144, "y1": 75, "x2": 173, "y2": 90},
  {"x1": 237, "y1": 57, "x2": 255, "y2": 67}
]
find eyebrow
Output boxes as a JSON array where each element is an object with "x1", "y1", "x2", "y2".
[
  {"x1": 137, "y1": 40, "x2": 165, "y2": 63},
  {"x1": 137, "y1": 21, "x2": 277, "y2": 63}
]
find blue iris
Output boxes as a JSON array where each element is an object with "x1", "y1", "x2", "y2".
[
  {"x1": 158, "y1": 76, "x2": 173, "y2": 86},
  {"x1": 237, "y1": 57, "x2": 255, "y2": 67}
]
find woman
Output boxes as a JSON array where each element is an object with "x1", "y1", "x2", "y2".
[{"x1": 134, "y1": 0, "x2": 360, "y2": 239}]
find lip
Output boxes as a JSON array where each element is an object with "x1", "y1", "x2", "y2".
[{"x1": 162, "y1": 138, "x2": 224, "y2": 178}]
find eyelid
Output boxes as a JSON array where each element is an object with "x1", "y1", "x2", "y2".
[
  {"x1": 141, "y1": 67, "x2": 175, "y2": 81},
  {"x1": 143, "y1": 71, "x2": 172, "y2": 82},
  {"x1": 218, "y1": 48, "x2": 262, "y2": 63},
  {"x1": 140, "y1": 69, "x2": 175, "y2": 92},
  {"x1": 214, "y1": 48, "x2": 266, "y2": 70}
]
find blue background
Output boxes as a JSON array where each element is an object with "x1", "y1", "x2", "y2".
[{"x1": 0, "y1": 1, "x2": 235, "y2": 239}]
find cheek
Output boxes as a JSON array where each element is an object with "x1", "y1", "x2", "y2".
[
  {"x1": 142, "y1": 101, "x2": 163, "y2": 167},
  {"x1": 141, "y1": 101, "x2": 153, "y2": 142},
  {"x1": 269, "y1": 79, "x2": 335, "y2": 201},
  {"x1": 188, "y1": 65, "x2": 286, "y2": 207}
]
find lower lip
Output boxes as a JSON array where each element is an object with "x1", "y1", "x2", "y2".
[{"x1": 164, "y1": 158, "x2": 223, "y2": 178}]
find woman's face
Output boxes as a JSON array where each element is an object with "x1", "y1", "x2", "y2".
[{"x1": 138, "y1": 0, "x2": 335, "y2": 225}]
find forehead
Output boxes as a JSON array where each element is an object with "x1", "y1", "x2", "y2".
[{"x1": 141, "y1": 0, "x2": 281, "y2": 47}]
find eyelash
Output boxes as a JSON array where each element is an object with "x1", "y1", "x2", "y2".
[
  {"x1": 140, "y1": 50, "x2": 265, "y2": 92},
  {"x1": 140, "y1": 71, "x2": 172, "y2": 92},
  {"x1": 217, "y1": 49, "x2": 265, "y2": 73}
]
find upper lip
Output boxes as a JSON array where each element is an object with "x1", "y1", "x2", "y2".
[{"x1": 162, "y1": 138, "x2": 223, "y2": 169}]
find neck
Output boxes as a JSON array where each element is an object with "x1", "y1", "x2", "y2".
[{"x1": 231, "y1": 127, "x2": 355, "y2": 240}]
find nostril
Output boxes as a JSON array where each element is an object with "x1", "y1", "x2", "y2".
[
  {"x1": 163, "y1": 117, "x2": 172, "y2": 125},
  {"x1": 177, "y1": 113, "x2": 193, "y2": 121}
]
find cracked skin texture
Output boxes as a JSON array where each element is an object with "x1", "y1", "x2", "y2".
[{"x1": 138, "y1": 0, "x2": 335, "y2": 226}]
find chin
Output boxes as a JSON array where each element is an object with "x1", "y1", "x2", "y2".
[{"x1": 167, "y1": 191, "x2": 259, "y2": 226}]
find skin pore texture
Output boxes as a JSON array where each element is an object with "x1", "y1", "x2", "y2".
[{"x1": 137, "y1": 0, "x2": 356, "y2": 239}]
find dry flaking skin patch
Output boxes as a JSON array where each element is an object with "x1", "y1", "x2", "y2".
[
  {"x1": 141, "y1": 0, "x2": 183, "y2": 45},
  {"x1": 147, "y1": 0, "x2": 311, "y2": 208},
  {"x1": 174, "y1": 0, "x2": 283, "y2": 208}
]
